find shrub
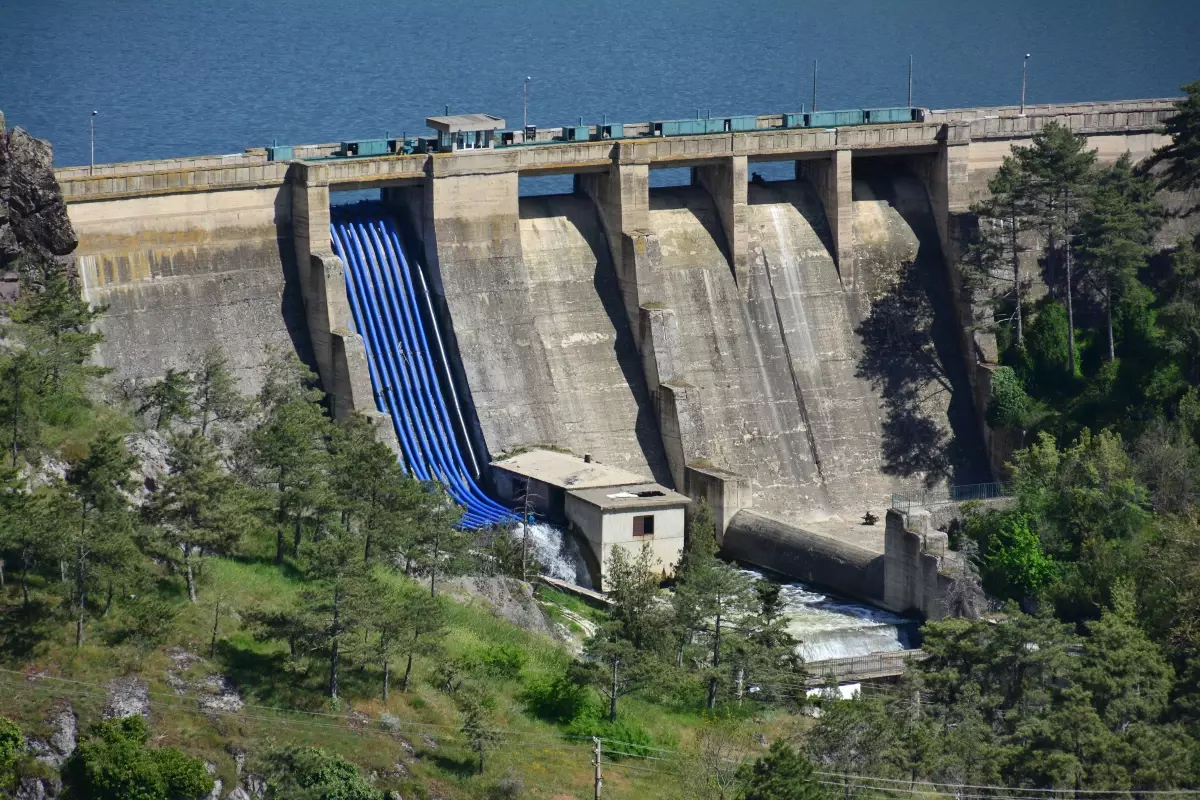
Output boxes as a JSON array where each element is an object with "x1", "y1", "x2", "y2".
[
  {"x1": 970, "y1": 510, "x2": 1058, "y2": 601},
  {"x1": 519, "y1": 669, "x2": 597, "y2": 724},
  {"x1": 0, "y1": 717, "x2": 20, "y2": 790},
  {"x1": 564, "y1": 712, "x2": 655, "y2": 760},
  {"x1": 479, "y1": 644, "x2": 526, "y2": 679},
  {"x1": 988, "y1": 366, "x2": 1034, "y2": 428},
  {"x1": 257, "y1": 745, "x2": 383, "y2": 800},
  {"x1": 61, "y1": 716, "x2": 213, "y2": 800}
]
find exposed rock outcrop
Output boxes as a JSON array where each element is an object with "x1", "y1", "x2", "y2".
[
  {"x1": 444, "y1": 577, "x2": 555, "y2": 639},
  {"x1": 102, "y1": 675, "x2": 150, "y2": 719},
  {"x1": 0, "y1": 111, "x2": 76, "y2": 271}
]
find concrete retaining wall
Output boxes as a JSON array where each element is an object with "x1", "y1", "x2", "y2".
[{"x1": 722, "y1": 510, "x2": 885, "y2": 602}]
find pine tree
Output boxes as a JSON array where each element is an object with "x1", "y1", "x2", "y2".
[
  {"x1": 1010, "y1": 122, "x2": 1097, "y2": 376},
  {"x1": 673, "y1": 502, "x2": 755, "y2": 709},
  {"x1": 60, "y1": 434, "x2": 138, "y2": 647},
  {"x1": 144, "y1": 431, "x2": 253, "y2": 602},
  {"x1": 741, "y1": 740, "x2": 829, "y2": 800},
  {"x1": 192, "y1": 346, "x2": 247, "y2": 439},
  {"x1": 457, "y1": 689, "x2": 500, "y2": 774},
  {"x1": 329, "y1": 413, "x2": 423, "y2": 565},
  {"x1": 1076, "y1": 154, "x2": 1162, "y2": 360},
  {"x1": 1152, "y1": 80, "x2": 1200, "y2": 200},
  {"x1": 137, "y1": 368, "x2": 193, "y2": 431},
  {"x1": 964, "y1": 160, "x2": 1035, "y2": 346},
  {"x1": 365, "y1": 579, "x2": 447, "y2": 698},
  {"x1": 249, "y1": 353, "x2": 332, "y2": 565}
]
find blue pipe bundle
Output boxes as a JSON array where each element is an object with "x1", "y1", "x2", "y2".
[{"x1": 330, "y1": 206, "x2": 514, "y2": 528}]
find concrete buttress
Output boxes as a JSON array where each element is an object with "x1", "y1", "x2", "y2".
[{"x1": 798, "y1": 149, "x2": 854, "y2": 284}]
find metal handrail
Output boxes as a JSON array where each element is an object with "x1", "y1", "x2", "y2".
[{"x1": 890, "y1": 482, "x2": 1012, "y2": 512}]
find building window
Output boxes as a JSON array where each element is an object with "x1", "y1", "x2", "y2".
[{"x1": 633, "y1": 515, "x2": 655, "y2": 538}]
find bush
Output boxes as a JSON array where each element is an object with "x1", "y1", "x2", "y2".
[
  {"x1": 61, "y1": 716, "x2": 213, "y2": 800},
  {"x1": 0, "y1": 717, "x2": 20, "y2": 791},
  {"x1": 519, "y1": 669, "x2": 597, "y2": 724},
  {"x1": 970, "y1": 510, "x2": 1058, "y2": 601},
  {"x1": 564, "y1": 713, "x2": 655, "y2": 760},
  {"x1": 988, "y1": 366, "x2": 1034, "y2": 428},
  {"x1": 479, "y1": 644, "x2": 526, "y2": 679},
  {"x1": 257, "y1": 745, "x2": 383, "y2": 800}
]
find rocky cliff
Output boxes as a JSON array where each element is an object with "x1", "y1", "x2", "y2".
[{"x1": 0, "y1": 110, "x2": 77, "y2": 299}]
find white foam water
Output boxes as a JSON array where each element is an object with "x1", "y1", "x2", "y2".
[
  {"x1": 739, "y1": 568, "x2": 918, "y2": 662},
  {"x1": 511, "y1": 522, "x2": 594, "y2": 589}
]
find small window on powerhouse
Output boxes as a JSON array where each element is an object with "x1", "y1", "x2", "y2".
[{"x1": 633, "y1": 515, "x2": 655, "y2": 538}]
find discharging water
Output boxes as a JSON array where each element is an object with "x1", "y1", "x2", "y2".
[
  {"x1": 742, "y1": 569, "x2": 919, "y2": 662},
  {"x1": 512, "y1": 521, "x2": 594, "y2": 589},
  {"x1": 514, "y1": 521, "x2": 916, "y2": 662}
]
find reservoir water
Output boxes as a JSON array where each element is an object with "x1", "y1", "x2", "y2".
[{"x1": 1, "y1": 0, "x2": 1197, "y2": 168}]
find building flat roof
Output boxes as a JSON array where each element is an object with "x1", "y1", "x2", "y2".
[
  {"x1": 491, "y1": 449, "x2": 647, "y2": 490},
  {"x1": 426, "y1": 114, "x2": 506, "y2": 133},
  {"x1": 568, "y1": 483, "x2": 690, "y2": 511}
]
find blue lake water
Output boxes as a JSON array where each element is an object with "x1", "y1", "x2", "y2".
[{"x1": 1, "y1": 0, "x2": 1197, "y2": 167}]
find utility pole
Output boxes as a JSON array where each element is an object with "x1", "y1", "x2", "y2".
[
  {"x1": 907, "y1": 55, "x2": 913, "y2": 107},
  {"x1": 523, "y1": 76, "x2": 532, "y2": 135},
  {"x1": 89, "y1": 111, "x2": 98, "y2": 175},
  {"x1": 592, "y1": 737, "x2": 603, "y2": 800},
  {"x1": 812, "y1": 59, "x2": 818, "y2": 113},
  {"x1": 1020, "y1": 53, "x2": 1031, "y2": 115}
]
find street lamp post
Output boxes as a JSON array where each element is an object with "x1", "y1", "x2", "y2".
[
  {"x1": 523, "y1": 76, "x2": 531, "y2": 136},
  {"x1": 89, "y1": 111, "x2": 98, "y2": 175},
  {"x1": 812, "y1": 59, "x2": 818, "y2": 113},
  {"x1": 908, "y1": 55, "x2": 913, "y2": 107},
  {"x1": 1020, "y1": 54, "x2": 1031, "y2": 115}
]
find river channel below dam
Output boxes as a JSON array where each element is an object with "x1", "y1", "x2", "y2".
[{"x1": 517, "y1": 522, "x2": 919, "y2": 663}]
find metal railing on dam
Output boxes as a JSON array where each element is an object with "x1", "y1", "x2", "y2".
[
  {"x1": 890, "y1": 482, "x2": 1013, "y2": 512},
  {"x1": 805, "y1": 649, "x2": 927, "y2": 685},
  {"x1": 54, "y1": 98, "x2": 1179, "y2": 203}
]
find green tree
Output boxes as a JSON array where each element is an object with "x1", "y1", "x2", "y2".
[
  {"x1": 672, "y1": 503, "x2": 755, "y2": 709},
  {"x1": 249, "y1": 353, "x2": 332, "y2": 564},
  {"x1": 144, "y1": 431, "x2": 253, "y2": 602},
  {"x1": 1076, "y1": 584, "x2": 1173, "y2": 731},
  {"x1": 61, "y1": 433, "x2": 138, "y2": 646},
  {"x1": 1152, "y1": 80, "x2": 1200, "y2": 200},
  {"x1": 191, "y1": 346, "x2": 246, "y2": 438},
  {"x1": 604, "y1": 541, "x2": 667, "y2": 650},
  {"x1": 137, "y1": 368, "x2": 193, "y2": 431},
  {"x1": 577, "y1": 628, "x2": 656, "y2": 722},
  {"x1": 458, "y1": 689, "x2": 501, "y2": 774},
  {"x1": 365, "y1": 577, "x2": 447, "y2": 698},
  {"x1": 1159, "y1": 238, "x2": 1200, "y2": 386},
  {"x1": 61, "y1": 716, "x2": 213, "y2": 800},
  {"x1": 0, "y1": 716, "x2": 20, "y2": 792},
  {"x1": 9, "y1": 259, "x2": 106, "y2": 395},
  {"x1": 1076, "y1": 154, "x2": 1161, "y2": 360},
  {"x1": 257, "y1": 745, "x2": 383, "y2": 800},
  {"x1": 297, "y1": 519, "x2": 370, "y2": 700},
  {"x1": 987, "y1": 365, "x2": 1037, "y2": 429},
  {"x1": 1011, "y1": 122, "x2": 1097, "y2": 375},
  {"x1": 407, "y1": 485, "x2": 468, "y2": 597},
  {"x1": 329, "y1": 413, "x2": 423, "y2": 564},
  {"x1": 964, "y1": 159, "x2": 1035, "y2": 345},
  {"x1": 969, "y1": 509, "x2": 1057, "y2": 601},
  {"x1": 741, "y1": 740, "x2": 830, "y2": 800},
  {"x1": 805, "y1": 694, "x2": 895, "y2": 798}
]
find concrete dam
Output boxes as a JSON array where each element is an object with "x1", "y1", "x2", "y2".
[{"x1": 58, "y1": 98, "x2": 1174, "y2": 615}]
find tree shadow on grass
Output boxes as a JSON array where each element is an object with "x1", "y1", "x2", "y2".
[
  {"x1": 215, "y1": 637, "x2": 385, "y2": 711},
  {"x1": 0, "y1": 597, "x2": 56, "y2": 664},
  {"x1": 428, "y1": 749, "x2": 479, "y2": 780}
]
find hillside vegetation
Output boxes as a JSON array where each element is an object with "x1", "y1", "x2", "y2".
[{"x1": 2, "y1": 82, "x2": 1200, "y2": 798}]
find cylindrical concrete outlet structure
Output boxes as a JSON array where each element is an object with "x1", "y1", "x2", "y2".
[{"x1": 721, "y1": 510, "x2": 885, "y2": 603}]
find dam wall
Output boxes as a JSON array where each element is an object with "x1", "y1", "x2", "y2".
[
  {"x1": 53, "y1": 97, "x2": 1175, "y2": 607},
  {"x1": 71, "y1": 186, "x2": 309, "y2": 393}
]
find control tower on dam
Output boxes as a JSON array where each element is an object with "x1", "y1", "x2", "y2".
[{"x1": 56, "y1": 98, "x2": 1175, "y2": 614}]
